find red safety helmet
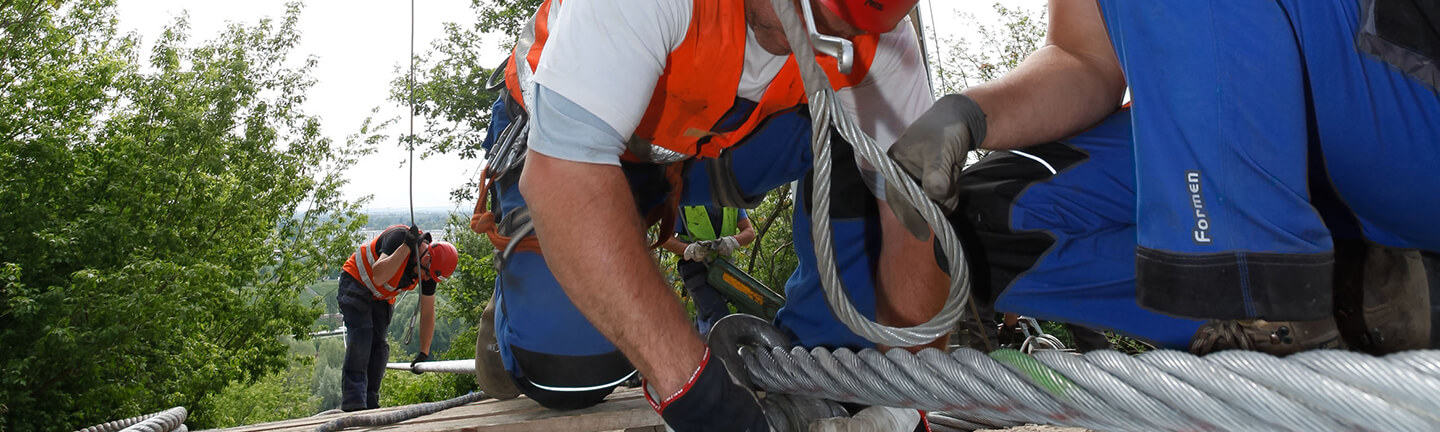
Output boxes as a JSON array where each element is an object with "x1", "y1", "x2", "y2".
[
  {"x1": 816, "y1": 0, "x2": 918, "y2": 34},
  {"x1": 426, "y1": 241, "x2": 458, "y2": 282}
]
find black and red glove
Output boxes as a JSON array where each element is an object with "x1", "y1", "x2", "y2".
[{"x1": 644, "y1": 348, "x2": 770, "y2": 432}]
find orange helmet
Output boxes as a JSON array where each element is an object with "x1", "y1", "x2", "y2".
[
  {"x1": 426, "y1": 241, "x2": 458, "y2": 282},
  {"x1": 816, "y1": 0, "x2": 918, "y2": 34}
]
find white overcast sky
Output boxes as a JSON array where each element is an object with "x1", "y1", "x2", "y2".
[{"x1": 114, "y1": 0, "x2": 1044, "y2": 212}]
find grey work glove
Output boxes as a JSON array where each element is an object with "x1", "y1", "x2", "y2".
[
  {"x1": 714, "y1": 236, "x2": 741, "y2": 256},
  {"x1": 884, "y1": 93, "x2": 987, "y2": 239},
  {"x1": 683, "y1": 242, "x2": 712, "y2": 262}
]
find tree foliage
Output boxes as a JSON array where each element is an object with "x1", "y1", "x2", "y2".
[
  {"x1": 930, "y1": 3, "x2": 1048, "y2": 94},
  {"x1": 389, "y1": 0, "x2": 542, "y2": 204},
  {"x1": 0, "y1": 1, "x2": 368, "y2": 429}
]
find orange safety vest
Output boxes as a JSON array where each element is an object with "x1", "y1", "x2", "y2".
[
  {"x1": 480, "y1": 0, "x2": 882, "y2": 254},
  {"x1": 342, "y1": 225, "x2": 419, "y2": 303},
  {"x1": 503, "y1": 0, "x2": 880, "y2": 161}
]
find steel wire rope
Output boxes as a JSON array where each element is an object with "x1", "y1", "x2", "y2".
[
  {"x1": 364, "y1": 347, "x2": 1440, "y2": 431},
  {"x1": 768, "y1": 0, "x2": 969, "y2": 348},
  {"x1": 740, "y1": 344, "x2": 1440, "y2": 431},
  {"x1": 117, "y1": 407, "x2": 187, "y2": 432}
]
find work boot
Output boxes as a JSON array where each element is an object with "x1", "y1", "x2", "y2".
[
  {"x1": 1335, "y1": 241, "x2": 1432, "y2": 354},
  {"x1": 1188, "y1": 318, "x2": 1345, "y2": 356},
  {"x1": 475, "y1": 299, "x2": 521, "y2": 399}
]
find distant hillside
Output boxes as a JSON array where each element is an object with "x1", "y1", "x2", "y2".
[{"x1": 363, "y1": 209, "x2": 468, "y2": 230}]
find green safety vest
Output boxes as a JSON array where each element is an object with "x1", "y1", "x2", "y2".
[{"x1": 678, "y1": 206, "x2": 738, "y2": 242}]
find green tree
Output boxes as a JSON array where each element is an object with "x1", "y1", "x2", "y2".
[
  {"x1": 0, "y1": 1, "x2": 369, "y2": 429},
  {"x1": 930, "y1": 3, "x2": 1048, "y2": 94},
  {"x1": 199, "y1": 354, "x2": 321, "y2": 426},
  {"x1": 391, "y1": 0, "x2": 541, "y2": 203},
  {"x1": 734, "y1": 186, "x2": 798, "y2": 291}
]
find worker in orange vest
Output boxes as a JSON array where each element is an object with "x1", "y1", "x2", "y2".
[
  {"x1": 337, "y1": 224, "x2": 459, "y2": 411},
  {"x1": 469, "y1": 0, "x2": 943, "y2": 430}
]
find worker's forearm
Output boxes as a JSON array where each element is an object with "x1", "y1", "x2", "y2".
[
  {"x1": 875, "y1": 202, "x2": 950, "y2": 351},
  {"x1": 733, "y1": 218, "x2": 756, "y2": 247},
  {"x1": 371, "y1": 245, "x2": 413, "y2": 284},
  {"x1": 965, "y1": 46, "x2": 1126, "y2": 150},
  {"x1": 661, "y1": 237, "x2": 689, "y2": 256},
  {"x1": 419, "y1": 294, "x2": 436, "y2": 354},
  {"x1": 520, "y1": 151, "x2": 705, "y2": 398}
]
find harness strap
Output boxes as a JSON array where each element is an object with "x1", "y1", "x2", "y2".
[
  {"x1": 645, "y1": 162, "x2": 687, "y2": 250},
  {"x1": 471, "y1": 167, "x2": 544, "y2": 256}
]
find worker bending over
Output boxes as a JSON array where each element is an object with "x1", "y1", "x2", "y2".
[
  {"x1": 336, "y1": 225, "x2": 458, "y2": 411},
  {"x1": 469, "y1": 0, "x2": 946, "y2": 429}
]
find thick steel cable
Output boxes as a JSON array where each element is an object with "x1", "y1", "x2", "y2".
[
  {"x1": 78, "y1": 412, "x2": 159, "y2": 432},
  {"x1": 385, "y1": 359, "x2": 477, "y2": 374},
  {"x1": 312, "y1": 392, "x2": 489, "y2": 432},
  {"x1": 117, "y1": 407, "x2": 187, "y2": 432},
  {"x1": 768, "y1": 0, "x2": 969, "y2": 348},
  {"x1": 743, "y1": 346, "x2": 1440, "y2": 431}
]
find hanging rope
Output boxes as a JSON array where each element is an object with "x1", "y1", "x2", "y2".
[
  {"x1": 407, "y1": 0, "x2": 417, "y2": 227},
  {"x1": 923, "y1": 0, "x2": 948, "y2": 93}
]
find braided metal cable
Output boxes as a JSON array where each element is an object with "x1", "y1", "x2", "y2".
[
  {"x1": 767, "y1": 0, "x2": 970, "y2": 348},
  {"x1": 78, "y1": 411, "x2": 160, "y2": 432},
  {"x1": 385, "y1": 359, "x2": 477, "y2": 374},
  {"x1": 743, "y1": 346, "x2": 1440, "y2": 431},
  {"x1": 117, "y1": 407, "x2": 186, "y2": 432},
  {"x1": 312, "y1": 392, "x2": 489, "y2": 432}
]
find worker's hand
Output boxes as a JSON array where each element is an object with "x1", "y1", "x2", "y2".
[
  {"x1": 714, "y1": 236, "x2": 741, "y2": 256},
  {"x1": 405, "y1": 225, "x2": 423, "y2": 251},
  {"x1": 409, "y1": 351, "x2": 430, "y2": 375},
  {"x1": 885, "y1": 93, "x2": 987, "y2": 239},
  {"x1": 644, "y1": 349, "x2": 770, "y2": 432},
  {"x1": 683, "y1": 242, "x2": 711, "y2": 262}
]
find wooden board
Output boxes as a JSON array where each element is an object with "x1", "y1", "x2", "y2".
[{"x1": 203, "y1": 388, "x2": 664, "y2": 432}]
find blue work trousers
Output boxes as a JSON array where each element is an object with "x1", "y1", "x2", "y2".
[{"x1": 1097, "y1": 0, "x2": 1440, "y2": 320}]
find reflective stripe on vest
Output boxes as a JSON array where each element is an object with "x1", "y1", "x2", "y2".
[
  {"x1": 679, "y1": 206, "x2": 738, "y2": 242},
  {"x1": 504, "y1": 0, "x2": 879, "y2": 162}
]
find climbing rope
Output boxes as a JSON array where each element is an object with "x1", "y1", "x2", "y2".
[
  {"x1": 312, "y1": 392, "x2": 490, "y2": 432},
  {"x1": 78, "y1": 407, "x2": 187, "y2": 432},
  {"x1": 407, "y1": 0, "x2": 417, "y2": 227},
  {"x1": 739, "y1": 344, "x2": 1440, "y2": 431},
  {"x1": 769, "y1": 0, "x2": 970, "y2": 348}
]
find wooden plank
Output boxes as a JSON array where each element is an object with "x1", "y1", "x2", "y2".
[
  {"x1": 202, "y1": 388, "x2": 663, "y2": 432},
  {"x1": 389, "y1": 392, "x2": 661, "y2": 431}
]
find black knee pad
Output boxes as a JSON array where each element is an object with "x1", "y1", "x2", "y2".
[{"x1": 509, "y1": 346, "x2": 635, "y2": 410}]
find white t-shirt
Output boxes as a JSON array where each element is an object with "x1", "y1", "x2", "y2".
[{"x1": 526, "y1": 0, "x2": 933, "y2": 176}]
